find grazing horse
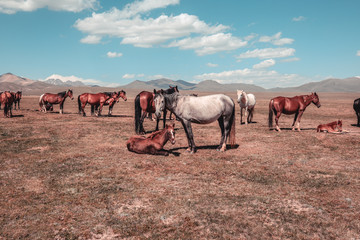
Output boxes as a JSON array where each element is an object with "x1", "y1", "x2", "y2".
[
  {"x1": 91, "y1": 90, "x2": 127, "y2": 116},
  {"x1": 78, "y1": 92, "x2": 118, "y2": 116},
  {"x1": 154, "y1": 91, "x2": 236, "y2": 154},
  {"x1": 354, "y1": 98, "x2": 360, "y2": 127},
  {"x1": 268, "y1": 92, "x2": 321, "y2": 131},
  {"x1": 39, "y1": 89, "x2": 74, "y2": 114},
  {"x1": 317, "y1": 120, "x2": 343, "y2": 133},
  {"x1": 237, "y1": 90, "x2": 256, "y2": 125},
  {"x1": 13, "y1": 91, "x2": 22, "y2": 110},
  {"x1": 134, "y1": 86, "x2": 178, "y2": 134},
  {"x1": 127, "y1": 123, "x2": 176, "y2": 156},
  {"x1": 0, "y1": 91, "x2": 15, "y2": 117}
]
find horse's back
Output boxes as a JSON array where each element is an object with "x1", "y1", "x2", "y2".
[{"x1": 354, "y1": 98, "x2": 360, "y2": 111}]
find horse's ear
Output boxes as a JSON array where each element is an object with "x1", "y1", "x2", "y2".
[
  {"x1": 161, "y1": 89, "x2": 164, "y2": 94},
  {"x1": 175, "y1": 86, "x2": 178, "y2": 92},
  {"x1": 153, "y1": 89, "x2": 157, "y2": 94},
  {"x1": 172, "y1": 123, "x2": 175, "y2": 128}
]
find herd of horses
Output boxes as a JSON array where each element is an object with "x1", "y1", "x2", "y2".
[{"x1": 1, "y1": 87, "x2": 360, "y2": 155}]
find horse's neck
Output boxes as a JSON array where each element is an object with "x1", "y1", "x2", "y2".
[
  {"x1": 150, "y1": 130, "x2": 168, "y2": 146},
  {"x1": 164, "y1": 93, "x2": 178, "y2": 111},
  {"x1": 302, "y1": 95, "x2": 313, "y2": 106},
  {"x1": 241, "y1": 93, "x2": 248, "y2": 105}
]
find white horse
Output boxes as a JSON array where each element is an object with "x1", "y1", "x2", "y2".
[{"x1": 237, "y1": 90, "x2": 256, "y2": 125}]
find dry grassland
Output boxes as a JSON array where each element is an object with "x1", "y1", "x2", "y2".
[{"x1": 0, "y1": 91, "x2": 359, "y2": 239}]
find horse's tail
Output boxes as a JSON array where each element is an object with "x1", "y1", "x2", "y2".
[
  {"x1": 39, "y1": 94, "x2": 45, "y2": 111},
  {"x1": 228, "y1": 103, "x2": 236, "y2": 147},
  {"x1": 134, "y1": 94, "x2": 141, "y2": 134},
  {"x1": 268, "y1": 99, "x2": 274, "y2": 128},
  {"x1": 78, "y1": 95, "x2": 82, "y2": 114}
]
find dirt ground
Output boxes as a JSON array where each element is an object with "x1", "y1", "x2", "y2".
[{"x1": 0, "y1": 91, "x2": 359, "y2": 239}]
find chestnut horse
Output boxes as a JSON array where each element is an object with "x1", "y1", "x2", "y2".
[
  {"x1": 134, "y1": 86, "x2": 178, "y2": 134},
  {"x1": 354, "y1": 98, "x2": 360, "y2": 127},
  {"x1": 39, "y1": 89, "x2": 74, "y2": 114},
  {"x1": 78, "y1": 91, "x2": 119, "y2": 116},
  {"x1": 91, "y1": 90, "x2": 127, "y2": 116},
  {"x1": 0, "y1": 91, "x2": 15, "y2": 117},
  {"x1": 13, "y1": 91, "x2": 22, "y2": 110},
  {"x1": 268, "y1": 92, "x2": 321, "y2": 131},
  {"x1": 127, "y1": 123, "x2": 176, "y2": 156},
  {"x1": 317, "y1": 120, "x2": 342, "y2": 133}
]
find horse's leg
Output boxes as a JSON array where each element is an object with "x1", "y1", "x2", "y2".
[
  {"x1": 81, "y1": 103, "x2": 87, "y2": 116},
  {"x1": 248, "y1": 108, "x2": 253, "y2": 123},
  {"x1": 140, "y1": 111, "x2": 147, "y2": 134},
  {"x1": 244, "y1": 107, "x2": 248, "y2": 125},
  {"x1": 217, "y1": 117, "x2": 225, "y2": 151},
  {"x1": 97, "y1": 103, "x2": 104, "y2": 116},
  {"x1": 108, "y1": 105, "x2": 113, "y2": 116},
  {"x1": 59, "y1": 103, "x2": 63, "y2": 114},
  {"x1": 275, "y1": 111, "x2": 282, "y2": 132},
  {"x1": 91, "y1": 105, "x2": 95, "y2": 116},
  {"x1": 295, "y1": 110, "x2": 305, "y2": 131},
  {"x1": 163, "y1": 109, "x2": 167, "y2": 129},
  {"x1": 181, "y1": 120, "x2": 196, "y2": 153},
  {"x1": 357, "y1": 112, "x2": 360, "y2": 126},
  {"x1": 240, "y1": 107, "x2": 243, "y2": 124},
  {"x1": 291, "y1": 112, "x2": 299, "y2": 131}
]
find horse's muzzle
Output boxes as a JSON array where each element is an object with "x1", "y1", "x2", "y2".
[
  {"x1": 317, "y1": 103, "x2": 321, "y2": 108},
  {"x1": 171, "y1": 139, "x2": 176, "y2": 144}
]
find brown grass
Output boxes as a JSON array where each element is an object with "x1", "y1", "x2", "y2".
[{"x1": 0, "y1": 91, "x2": 360, "y2": 239}]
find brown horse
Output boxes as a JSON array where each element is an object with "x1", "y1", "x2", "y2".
[
  {"x1": 317, "y1": 120, "x2": 342, "y2": 133},
  {"x1": 127, "y1": 123, "x2": 176, "y2": 155},
  {"x1": 13, "y1": 91, "x2": 22, "y2": 110},
  {"x1": 268, "y1": 92, "x2": 321, "y2": 131},
  {"x1": 134, "y1": 86, "x2": 178, "y2": 134},
  {"x1": 39, "y1": 89, "x2": 74, "y2": 114},
  {"x1": 78, "y1": 91, "x2": 119, "y2": 116},
  {"x1": 354, "y1": 98, "x2": 360, "y2": 127},
  {"x1": 91, "y1": 90, "x2": 127, "y2": 116},
  {"x1": 0, "y1": 91, "x2": 15, "y2": 117}
]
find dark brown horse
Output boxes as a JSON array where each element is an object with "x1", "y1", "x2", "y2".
[
  {"x1": 127, "y1": 123, "x2": 176, "y2": 155},
  {"x1": 39, "y1": 89, "x2": 74, "y2": 114},
  {"x1": 134, "y1": 86, "x2": 178, "y2": 134},
  {"x1": 13, "y1": 91, "x2": 22, "y2": 110},
  {"x1": 78, "y1": 91, "x2": 119, "y2": 116},
  {"x1": 0, "y1": 91, "x2": 15, "y2": 117},
  {"x1": 268, "y1": 92, "x2": 321, "y2": 131},
  {"x1": 354, "y1": 98, "x2": 360, "y2": 127},
  {"x1": 91, "y1": 90, "x2": 127, "y2": 116}
]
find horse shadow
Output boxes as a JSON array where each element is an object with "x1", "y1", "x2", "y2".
[
  {"x1": 269, "y1": 127, "x2": 317, "y2": 131},
  {"x1": 351, "y1": 124, "x2": 360, "y2": 127},
  {"x1": 100, "y1": 114, "x2": 133, "y2": 118},
  {"x1": 240, "y1": 121, "x2": 258, "y2": 125},
  {"x1": 10, "y1": 114, "x2": 24, "y2": 118},
  {"x1": 171, "y1": 144, "x2": 239, "y2": 152}
]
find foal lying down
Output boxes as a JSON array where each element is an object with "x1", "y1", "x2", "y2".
[
  {"x1": 317, "y1": 120, "x2": 343, "y2": 133},
  {"x1": 127, "y1": 123, "x2": 176, "y2": 156}
]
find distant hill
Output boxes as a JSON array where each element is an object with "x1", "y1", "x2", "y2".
[
  {"x1": 44, "y1": 78, "x2": 86, "y2": 87},
  {"x1": 0, "y1": 73, "x2": 54, "y2": 92}
]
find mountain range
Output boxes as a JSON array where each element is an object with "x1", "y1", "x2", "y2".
[{"x1": 1, "y1": 73, "x2": 360, "y2": 94}]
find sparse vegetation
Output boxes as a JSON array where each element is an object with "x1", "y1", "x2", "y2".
[{"x1": 0, "y1": 92, "x2": 359, "y2": 239}]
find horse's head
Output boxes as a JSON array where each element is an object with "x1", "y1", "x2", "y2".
[
  {"x1": 16, "y1": 91, "x2": 22, "y2": 100},
  {"x1": 67, "y1": 89, "x2": 74, "y2": 100},
  {"x1": 119, "y1": 90, "x2": 127, "y2": 101},
  {"x1": 166, "y1": 123, "x2": 176, "y2": 144},
  {"x1": 237, "y1": 90, "x2": 244, "y2": 103},
  {"x1": 337, "y1": 120, "x2": 343, "y2": 131},
  {"x1": 154, "y1": 90, "x2": 165, "y2": 119},
  {"x1": 312, "y1": 92, "x2": 321, "y2": 108}
]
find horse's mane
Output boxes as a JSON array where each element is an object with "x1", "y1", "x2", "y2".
[
  {"x1": 148, "y1": 128, "x2": 166, "y2": 139},
  {"x1": 57, "y1": 91, "x2": 67, "y2": 97}
]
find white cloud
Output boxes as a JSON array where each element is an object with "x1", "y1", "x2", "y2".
[
  {"x1": 80, "y1": 35, "x2": 102, "y2": 44},
  {"x1": 292, "y1": 16, "x2": 306, "y2": 22},
  {"x1": 236, "y1": 48, "x2": 295, "y2": 60},
  {"x1": 122, "y1": 74, "x2": 136, "y2": 79},
  {"x1": 357, "y1": 50, "x2": 360, "y2": 56},
  {"x1": 253, "y1": 59, "x2": 276, "y2": 69},
  {"x1": 280, "y1": 57, "x2": 300, "y2": 63},
  {"x1": 259, "y1": 32, "x2": 294, "y2": 46},
  {"x1": 107, "y1": 51, "x2": 123, "y2": 58},
  {"x1": 0, "y1": 0, "x2": 98, "y2": 14},
  {"x1": 44, "y1": 74, "x2": 101, "y2": 84},
  {"x1": 194, "y1": 68, "x2": 314, "y2": 88},
  {"x1": 168, "y1": 33, "x2": 247, "y2": 55},
  {"x1": 207, "y1": 63, "x2": 218, "y2": 67},
  {"x1": 117, "y1": 0, "x2": 179, "y2": 19}
]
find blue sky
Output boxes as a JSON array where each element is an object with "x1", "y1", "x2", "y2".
[{"x1": 0, "y1": 0, "x2": 359, "y2": 88}]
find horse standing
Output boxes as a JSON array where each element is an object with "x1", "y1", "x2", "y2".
[
  {"x1": 154, "y1": 91, "x2": 235, "y2": 154},
  {"x1": 354, "y1": 98, "x2": 360, "y2": 127},
  {"x1": 91, "y1": 90, "x2": 127, "y2": 116},
  {"x1": 13, "y1": 91, "x2": 22, "y2": 110},
  {"x1": 39, "y1": 89, "x2": 74, "y2": 114},
  {"x1": 268, "y1": 92, "x2": 321, "y2": 131},
  {"x1": 0, "y1": 91, "x2": 15, "y2": 117},
  {"x1": 134, "y1": 86, "x2": 178, "y2": 134},
  {"x1": 78, "y1": 92, "x2": 118, "y2": 116},
  {"x1": 237, "y1": 90, "x2": 256, "y2": 125},
  {"x1": 127, "y1": 123, "x2": 176, "y2": 156}
]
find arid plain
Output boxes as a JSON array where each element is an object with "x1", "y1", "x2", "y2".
[{"x1": 1, "y1": 90, "x2": 359, "y2": 239}]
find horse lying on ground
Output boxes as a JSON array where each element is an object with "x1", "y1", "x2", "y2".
[
  {"x1": 127, "y1": 123, "x2": 176, "y2": 156},
  {"x1": 0, "y1": 91, "x2": 15, "y2": 117},
  {"x1": 154, "y1": 91, "x2": 235, "y2": 154},
  {"x1": 317, "y1": 120, "x2": 343, "y2": 133},
  {"x1": 269, "y1": 92, "x2": 321, "y2": 131},
  {"x1": 237, "y1": 90, "x2": 256, "y2": 125},
  {"x1": 39, "y1": 89, "x2": 74, "y2": 114}
]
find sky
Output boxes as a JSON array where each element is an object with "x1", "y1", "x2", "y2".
[{"x1": 0, "y1": 0, "x2": 359, "y2": 89}]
